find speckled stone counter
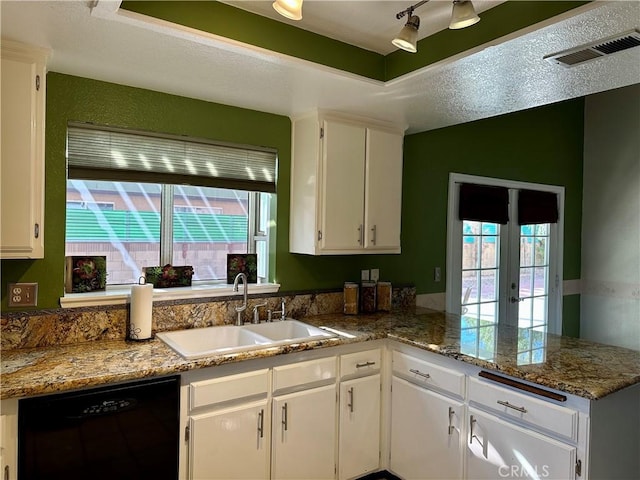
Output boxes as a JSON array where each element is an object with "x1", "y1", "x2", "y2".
[{"x1": 2, "y1": 308, "x2": 639, "y2": 401}]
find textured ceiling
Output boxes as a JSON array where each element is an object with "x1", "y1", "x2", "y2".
[{"x1": 0, "y1": 1, "x2": 638, "y2": 134}]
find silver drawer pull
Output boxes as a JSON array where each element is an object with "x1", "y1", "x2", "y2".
[
  {"x1": 409, "y1": 368, "x2": 430, "y2": 379},
  {"x1": 356, "y1": 361, "x2": 376, "y2": 368},
  {"x1": 497, "y1": 400, "x2": 528, "y2": 414}
]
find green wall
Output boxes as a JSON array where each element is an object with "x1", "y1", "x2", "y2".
[
  {"x1": 0, "y1": 73, "x2": 379, "y2": 310},
  {"x1": 371, "y1": 98, "x2": 585, "y2": 334},
  {"x1": 122, "y1": 1, "x2": 589, "y2": 82},
  {"x1": 0, "y1": 75, "x2": 584, "y2": 335}
]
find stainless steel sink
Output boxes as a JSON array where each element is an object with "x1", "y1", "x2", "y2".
[
  {"x1": 157, "y1": 320, "x2": 335, "y2": 360},
  {"x1": 156, "y1": 325, "x2": 272, "y2": 359}
]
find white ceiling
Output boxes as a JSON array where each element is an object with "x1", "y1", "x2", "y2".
[{"x1": 1, "y1": 1, "x2": 639, "y2": 134}]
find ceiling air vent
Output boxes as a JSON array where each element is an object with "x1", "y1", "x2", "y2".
[{"x1": 544, "y1": 29, "x2": 640, "y2": 67}]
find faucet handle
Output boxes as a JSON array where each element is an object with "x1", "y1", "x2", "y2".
[{"x1": 253, "y1": 302, "x2": 268, "y2": 324}]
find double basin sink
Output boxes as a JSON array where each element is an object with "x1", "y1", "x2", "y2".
[{"x1": 157, "y1": 320, "x2": 335, "y2": 360}]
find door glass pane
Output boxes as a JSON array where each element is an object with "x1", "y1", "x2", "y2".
[
  {"x1": 517, "y1": 223, "x2": 551, "y2": 330},
  {"x1": 461, "y1": 220, "x2": 499, "y2": 361},
  {"x1": 66, "y1": 180, "x2": 161, "y2": 285},
  {"x1": 172, "y1": 186, "x2": 248, "y2": 281}
]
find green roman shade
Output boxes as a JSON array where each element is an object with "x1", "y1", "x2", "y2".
[{"x1": 67, "y1": 123, "x2": 277, "y2": 193}]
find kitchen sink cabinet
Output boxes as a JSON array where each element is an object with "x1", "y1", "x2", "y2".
[
  {"x1": 1, "y1": 41, "x2": 48, "y2": 259},
  {"x1": 272, "y1": 385, "x2": 337, "y2": 480},
  {"x1": 189, "y1": 400, "x2": 270, "y2": 480},
  {"x1": 289, "y1": 112, "x2": 403, "y2": 255},
  {"x1": 185, "y1": 369, "x2": 271, "y2": 480}
]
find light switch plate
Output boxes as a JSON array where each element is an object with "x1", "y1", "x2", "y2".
[
  {"x1": 370, "y1": 269, "x2": 380, "y2": 282},
  {"x1": 361, "y1": 269, "x2": 370, "y2": 281},
  {"x1": 8, "y1": 283, "x2": 38, "y2": 307}
]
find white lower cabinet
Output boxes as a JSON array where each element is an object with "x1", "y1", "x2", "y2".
[
  {"x1": 189, "y1": 399, "x2": 270, "y2": 480},
  {"x1": 466, "y1": 407, "x2": 576, "y2": 479},
  {"x1": 339, "y1": 374, "x2": 381, "y2": 480},
  {"x1": 389, "y1": 376, "x2": 463, "y2": 479},
  {"x1": 272, "y1": 384, "x2": 337, "y2": 479}
]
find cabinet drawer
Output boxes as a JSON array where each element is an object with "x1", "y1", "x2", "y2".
[
  {"x1": 340, "y1": 348, "x2": 381, "y2": 378},
  {"x1": 392, "y1": 351, "x2": 465, "y2": 398},
  {"x1": 273, "y1": 356, "x2": 336, "y2": 392},
  {"x1": 468, "y1": 376, "x2": 578, "y2": 441},
  {"x1": 190, "y1": 369, "x2": 269, "y2": 410}
]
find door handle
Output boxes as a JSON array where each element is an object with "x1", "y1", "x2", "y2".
[
  {"x1": 510, "y1": 296, "x2": 525, "y2": 303},
  {"x1": 448, "y1": 407, "x2": 455, "y2": 435},
  {"x1": 347, "y1": 387, "x2": 354, "y2": 413},
  {"x1": 282, "y1": 403, "x2": 288, "y2": 432},
  {"x1": 469, "y1": 415, "x2": 477, "y2": 444},
  {"x1": 257, "y1": 409, "x2": 264, "y2": 438}
]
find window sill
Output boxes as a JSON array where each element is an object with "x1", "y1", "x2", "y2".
[{"x1": 60, "y1": 282, "x2": 281, "y2": 309}]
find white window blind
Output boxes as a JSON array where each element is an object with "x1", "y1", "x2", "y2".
[{"x1": 67, "y1": 123, "x2": 277, "y2": 193}]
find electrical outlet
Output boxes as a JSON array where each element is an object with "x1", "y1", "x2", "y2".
[
  {"x1": 8, "y1": 283, "x2": 38, "y2": 307},
  {"x1": 434, "y1": 267, "x2": 441, "y2": 282},
  {"x1": 370, "y1": 268, "x2": 380, "y2": 282},
  {"x1": 361, "y1": 269, "x2": 370, "y2": 281}
]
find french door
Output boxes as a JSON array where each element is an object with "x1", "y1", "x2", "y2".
[{"x1": 447, "y1": 175, "x2": 564, "y2": 340}]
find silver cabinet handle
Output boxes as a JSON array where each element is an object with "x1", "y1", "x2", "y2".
[
  {"x1": 448, "y1": 407, "x2": 455, "y2": 435},
  {"x1": 409, "y1": 368, "x2": 430, "y2": 379},
  {"x1": 371, "y1": 225, "x2": 377, "y2": 245},
  {"x1": 469, "y1": 415, "x2": 477, "y2": 444},
  {"x1": 257, "y1": 409, "x2": 264, "y2": 438},
  {"x1": 347, "y1": 387, "x2": 354, "y2": 413},
  {"x1": 282, "y1": 403, "x2": 288, "y2": 431},
  {"x1": 355, "y1": 361, "x2": 376, "y2": 368},
  {"x1": 497, "y1": 400, "x2": 528, "y2": 413},
  {"x1": 34, "y1": 223, "x2": 40, "y2": 239},
  {"x1": 357, "y1": 225, "x2": 363, "y2": 245}
]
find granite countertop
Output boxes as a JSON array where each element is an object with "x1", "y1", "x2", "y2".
[{"x1": 2, "y1": 308, "x2": 639, "y2": 401}]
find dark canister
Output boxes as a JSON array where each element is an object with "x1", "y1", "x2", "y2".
[{"x1": 360, "y1": 281, "x2": 377, "y2": 314}]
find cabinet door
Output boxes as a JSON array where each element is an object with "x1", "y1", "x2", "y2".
[
  {"x1": 389, "y1": 377, "x2": 463, "y2": 479},
  {"x1": 0, "y1": 399, "x2": 18, "y2": 480},
  {"x1": 272, "y1": 384, "x2": 337, "y2": 479},
  {"x1": 320, "y1": 119, "x2": 366, "y2": 251},
  {"x1": 339, "y1": 375, "x2": 380, "y2": 480},
  {"x1": 1, "y1": 47, "x2": 45, "y2": 259},
  {"x1": 466, "y1": 407, "x2": 576, "y2": 480},
  {"x1": 364, "y1": 128, "x2": 403, "y2": 252},
  {"x1": 189, "y1": 399, "x2": 270, "y2": 480}
]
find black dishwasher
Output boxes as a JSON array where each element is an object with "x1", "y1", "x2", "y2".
[{"x1": 18, "y1": 375, "x2": 180, "y2": 480}]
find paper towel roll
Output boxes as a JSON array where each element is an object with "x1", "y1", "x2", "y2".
[{"x1": 130, "y1": 282, "x2": 153, "y2": 340}]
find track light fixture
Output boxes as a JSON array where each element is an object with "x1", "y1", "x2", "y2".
[
  {"x1": 393, "y1": 0, "x2": 481, "y2": 53},
  {"x1": 272, "y1": 0, "x2": 303, "y2": 21}
]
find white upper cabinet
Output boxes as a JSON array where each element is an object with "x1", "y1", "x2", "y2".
[
  {"x1": 1, "y1": 41, "x2": 48, "y2": 259},
  {"x1": 290, "y1": 112, "x2": 404, "y2": 255}
]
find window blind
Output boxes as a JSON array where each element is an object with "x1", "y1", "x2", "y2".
[
  {"x1": 67, "y1": 123, "x2": 277, "y2": 193},
  {"x1": 458, "y1": 183, "x2": 509, "y2": 224},
  {"x1": 518, "y1": 189, "x2": 559, "y2": 225}
]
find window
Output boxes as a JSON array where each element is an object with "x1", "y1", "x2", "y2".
[
  {"x1": 447, "y1": 174, "x2": 564, "y2": 337},
  {"x1": 65, "y1": 124, "x2": 276, "y2": 286}
]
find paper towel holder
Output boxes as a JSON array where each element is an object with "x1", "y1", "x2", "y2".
[{"x1": 129, "y1": 276, "x2": 154, "y2": 342}]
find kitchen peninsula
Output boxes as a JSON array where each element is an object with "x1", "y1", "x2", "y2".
[{"x1": 2, "y1": 307, "x2": 639, "y2": 479}]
